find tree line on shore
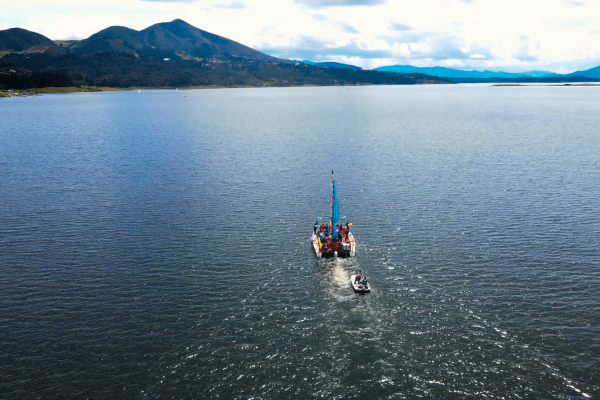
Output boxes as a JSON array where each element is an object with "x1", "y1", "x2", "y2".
[
  {"x1": 0, "y1": 67, "x2": 73, "y2": 90},
  {"x1": 0, "y1": 51, "x2": 450, "y2": 90}
]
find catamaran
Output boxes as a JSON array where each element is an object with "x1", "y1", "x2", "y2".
[{"x1": 311, "y1": 171, "x2": 356, "y2": 258}]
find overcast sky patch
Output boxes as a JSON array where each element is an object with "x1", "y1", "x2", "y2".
[
  {"x1": 139, "y1": 0, "x2": 198, "y2": 2},
  {"x1": 514, "y1": 44, "x2": 539, "y2": 62},
  {"x1": 214, "y1": 1, "x2": 246, "y2": 9},
  {"x1": 388, "y1": 21, "x2": 412, "y2": 31},
  {"x1": 295, "y1": 0, "x2": 386, "y2": 8},
  {"x1": 335, "y1": 22, "x2": 359, "y2": 33}
]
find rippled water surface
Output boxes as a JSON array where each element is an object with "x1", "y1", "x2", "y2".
[{"x1": 1, "y1": 85, "x2": 599, "y2": 399}]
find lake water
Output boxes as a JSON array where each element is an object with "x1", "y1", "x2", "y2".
[{"x1": 1, "y1": 85, "x2": 599, "y2": 399}]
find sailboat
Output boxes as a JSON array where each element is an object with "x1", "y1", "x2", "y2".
[{"x1": 311, "y1": 171, "x2": 356, "y2": 258}]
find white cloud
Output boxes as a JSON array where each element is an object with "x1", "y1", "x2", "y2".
[
  {"x1": 294, "y1": 0, "x2": 386, "y2": 7},
  {"x1": 1, "y1": 0, "x2": 600, "y2": 73}
]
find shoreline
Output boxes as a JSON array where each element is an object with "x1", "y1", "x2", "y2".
[
  {"x1": 493, "y1": 83, "x2": 600, "y2": 87},
  {"x1": 1, "y1": 86, "x2": 125, "y2": 97},
  {"x1": 1, "y1": 81, "x2": 455, "y2": 97},
  {"x1": 5, "y1": 81, "x2": 597, "y2": 97}
]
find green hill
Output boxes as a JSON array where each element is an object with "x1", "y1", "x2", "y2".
[
  {"x1": 70, "y1": 19, "x2": 279, "y2": 62},
  {"x1": 0, "y1": 28, "x2": 64, "y2": 55}
]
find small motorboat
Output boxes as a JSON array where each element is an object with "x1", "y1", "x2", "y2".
[{"x1": 350, "y1": 274, "x2": 370, "y2": 293}]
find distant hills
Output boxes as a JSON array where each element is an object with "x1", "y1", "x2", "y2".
[
  {"x1": 0, "y1": 20, "x2": 451, "y2": 90},
  {"x1": 297, "y1": 60, "x2": 362, "y2": 70},
  {"x1": 373, "y1": 64, "x2": 599, "y2": 83},
  {"x1": 373, "y1": 65, "x2": 555, "y2": 79},
  {"x1": 296, "y1": 61, "x2": 599, "y2": 82},
  {"x1": 567, "y1": 65, "x2": 600, "y2": 79}
]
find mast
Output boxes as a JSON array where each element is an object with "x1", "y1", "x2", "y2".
[
  {"x1": 331, "y1": 170, "x2": 334, "y2": 224},
  {"x1": 331, "y1": 170, "x2": 339, "y2": 226}
]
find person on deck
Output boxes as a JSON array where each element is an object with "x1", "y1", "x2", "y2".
[{"x1": 355, "y1": 270, "x2": 362, "y2": 283}]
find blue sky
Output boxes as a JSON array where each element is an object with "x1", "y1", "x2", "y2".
[{"x1": 2, "y1": 0, "x2": 600, "y2": 73}]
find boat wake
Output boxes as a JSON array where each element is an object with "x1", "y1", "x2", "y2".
[{"x1": 330, "y1": 258, "x2": 351, "y2": 288}]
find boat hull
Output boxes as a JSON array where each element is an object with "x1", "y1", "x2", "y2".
[{"x1": 311, "y1": 233, "x2": 355, "y2": 258}]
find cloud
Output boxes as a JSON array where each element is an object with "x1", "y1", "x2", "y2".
[
  {"x1": 263, "y1": 32, "x2": 486, "y2": 63},
  {"x1": 335, "y1": 22, "x2": 359, "y2": 33},
  {"x1": 139, "y1": 0, "x2": 199, "y2": 2},
  {"x1": 260, "y1": 35, "x2": 390, "y2": 60},
  {"x1": 514, "y1": 44, "x2": 538, "y2": 61},
  {"x1": 388, "y1": 21, "x2": 412, "y2": 31},
  {"x1": 467, "y1": 42, "x2": 495, "y2": 60},
  {"x1": 562, "y1": 0, "x2": 587, "y2": 5},
  {"x1": 312, "y1": 14, "x2": 359, "y2": 33},
  {"x1": 380, "y1": 32, "x2": 497, "y2": 61},
  {"x1": 294, "y1": 0, "x2": 386, "y2": 8},
  {"x1": 214, "y1": 1, "x2": 246, "y2": 8},
  {"x1": 423, "y1": 35, "x2": 469, "y2": 60}
]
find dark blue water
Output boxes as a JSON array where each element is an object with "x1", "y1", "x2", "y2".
[{"x1": 1, "y1": 85, "x2": 599, "y2": 399}]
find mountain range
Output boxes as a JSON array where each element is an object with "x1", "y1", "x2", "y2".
[
  {"x1": 373, "y1": 65, "x2": 556, "y2": 79},
  {"x1": 0, "y1": 20, "x2": 451, "y2": 90},
  {"x1": 1, "y1": 20, "x2": 598, "y2": 90},
  {"x1": 297, "y1": 60, "x2": 363, "y2": 70},
  {"x1": 297, "y1": 62, "x2": 600, "y2": 81},
  {"x1": 373, "y1": 64, "x2": 600, "y2": 80}
]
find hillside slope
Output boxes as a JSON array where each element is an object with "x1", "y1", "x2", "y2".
[
  {"x1": 1, "y1": 52, "x2": 452, "y2": 89},
  {"x1": 568, "y1": 65, "x2": 600, "y2": 79},
  {"x1": 0, "y1": 28, "x2": 64, "y2": 55},
  {"x1": 71, "y1": 19, "x2": 279, "y2": 62}
]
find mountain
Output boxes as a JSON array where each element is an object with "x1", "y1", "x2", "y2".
[
  {"x1": 298, "y1": 60, "x2": 362, "y2": 70},
  {"x1": 568, "y1": 65, "x2": 600, "y2": 79},
  {"x1": 0, "y1": 28, "x2": 64, "y2": 55},
  {"x1": 296, "y1": 60, "x2": 317, "y2": 65},
  {"x1": 522, "y1": 70, "x2": 558, "y2": 78},
  {"x1": 315, "y1": 62, "x2": 362, "y2": 70},
  {"x1": 70, "y1": 19, "x2": 279, "y2": 62},
  {"x1": 1, "y1": 20, "x2": 452, "y2": 90},
  {"x1": 373, "y1": 65, "x2": 555, "y2": 79},
  {"x1": 449, "y1": 76, "x2": 597, "y2": 84}
]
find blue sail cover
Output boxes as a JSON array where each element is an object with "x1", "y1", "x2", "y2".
[{"x1": 331, "y1": 178, "x2": 340, "y2": 225}]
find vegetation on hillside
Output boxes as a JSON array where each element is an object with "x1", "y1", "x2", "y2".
[
  {"x1": 0, "y1": 65, "x2": 73, "y2": 89},
  {"x1": 0, "y1": 52, "x2": 451, "y2": 90}
]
